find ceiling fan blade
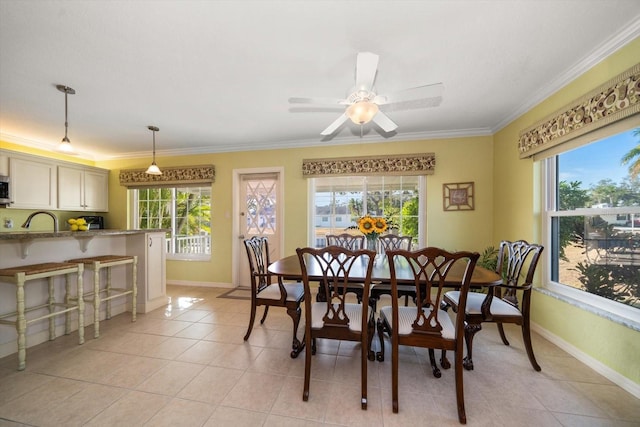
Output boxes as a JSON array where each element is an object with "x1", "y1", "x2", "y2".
[
  {"x1": 379, "y1": 96, "x2": 443, "y2": 112},
  {"x1": 375, "y1": 82, "x2": 444, "y2": 105},
  {"x1": 320, "y1": 113, "x2": 348, "y2": 136},
  {"x1": 355, "y1": 52, "x2": 379, "y2": 92},
  {"x1": 289, "y1": 97, "x2": 348, "y2": 105},
  {"x1": 372, "y1": 111, "x2": 398, "y2": 133}
]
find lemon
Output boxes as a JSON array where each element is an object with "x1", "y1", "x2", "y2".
[
  {"x1": 70, "y1": 224, "x2": 79, "y2": 231},
  {"x1": 78, "y1": 225, "x2": 88, "y2": 231},
  {"x1": 68, "y1": 218, "x2": 77, "y2": 224},
  {"x1": 76, "y1": 218, "x2": 86, "y2": 225}
]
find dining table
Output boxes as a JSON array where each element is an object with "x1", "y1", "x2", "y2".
[
  {"x1": 268, "y1": 253, "x2": 502, "y2": 287},
  {"x1": 268, "y1": 252, "x2": 502, "y2": 372}
]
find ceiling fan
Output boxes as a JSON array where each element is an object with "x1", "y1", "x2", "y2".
[{"x1": 289, "y1": 52, "x2": 444, "y2": 136}]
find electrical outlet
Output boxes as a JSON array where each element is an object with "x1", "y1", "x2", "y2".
[{"x1": 4, "y1": 218, "x2": 13, "y2": 229}]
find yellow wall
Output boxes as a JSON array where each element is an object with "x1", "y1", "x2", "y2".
[
  {"x1": 492, "y1": 38, "x2": 640, "y2": 384},
  {"x1": 96, "y1": 135, "x2": 494, "y2": 284}
]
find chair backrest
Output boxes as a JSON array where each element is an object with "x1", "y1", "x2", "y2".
[
  {"x1": 326, "y1": 233, "x2": 365, "y2": 250},
  {"x1": 378, "y1": 234, "x2": 412, "y2": 253},
  {"x1": 496, "y1": 240, "x2": 544, "y2": 309},
  {"x1": 244, "y1": 236, "x2": 272, "y2": 293},
  {"x1": 296, "y1": 246, "x2": 375, "y2": 329},
  {"x1": 387, "y1": 247, "x2": 479, "y2": 337}
]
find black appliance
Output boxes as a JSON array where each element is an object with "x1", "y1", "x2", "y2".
[
  {"x1": 80, "y1": 215, "x2": 104, "y2": 229},
  {"x1": 0, "y1": 175, "x2": 9, "y2": 205}
]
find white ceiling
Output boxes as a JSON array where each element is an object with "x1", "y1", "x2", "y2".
[{"x1": 1, "y1": 1, "x2": 639, "y2": 160}]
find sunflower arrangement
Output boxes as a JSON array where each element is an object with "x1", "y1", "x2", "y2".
[{"x1": 357, "y1": 215, "x2": 389, "y2": 237}]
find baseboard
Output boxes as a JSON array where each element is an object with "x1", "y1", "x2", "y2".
[
  {"x1": 531, "y1": 322, "x2": 640, "y2": 398},
  {"x1": 167, "y1": 280, "x2": 234, "y2": 288}
]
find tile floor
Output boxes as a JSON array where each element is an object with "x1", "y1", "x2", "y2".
[{"x1": 0, "y1": 285, "x2": 638, "y2": 426}]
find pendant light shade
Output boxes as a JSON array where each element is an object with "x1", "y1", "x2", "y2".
[
  {"x1": 145, "y1": 126, "x2": 162, "y2": 175},
  {"x1": 56, "y1": 85, "x2": 77, "y2": 155}
]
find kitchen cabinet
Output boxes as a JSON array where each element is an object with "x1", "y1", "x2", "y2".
[
  {"x1": 9, "y1": 156, "x2": 57, "y2": 209},
  {"x1": 127, "y1": 231, "x2": 167, "y2": 313},
  {"x1": 58, "y1": 165, "x2": 109, "y2": 211}
]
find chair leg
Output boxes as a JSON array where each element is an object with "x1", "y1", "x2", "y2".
[
  {"x1": 391, "y1": 334, "x2": 399, "y2": 413},
  {"x1": 367, "y1": 316, "x2": 375, "y2": 361},
  {"x1": 303, "y1": 331, "x2": 312, "y2": 402},
  {"x1": 462, "y1": 323, "x2": 482, "y2": 370},
  {"x1": 454, "y1": 348, "x2": 467, "y2": 424},
  {"x1": 287, "y1": 305, "x2": 304, "y2": 358},
  {"x1": 243, "y1": 301, "x2": 257, "y2": 341},
  {"x1": 428, "y1": 349, "x2": 442, "y2": 378},
  {"x1": 260, "y1": 305, "x2": 269, "y2": 324},
  {"x1": 497, "y1": 322, "x2": 510, "y2": 345},
  {"x1": 375, "y1": 317, "x2": 385, "y2": 362},
  {"x1": 521, "y1": 321, "x2": 541, "y2": 371},
  {"x1": 361, "y1": 336, "x2": 368, "y2": 410},
  {"x1": 440, "y1": 350, "x2": 451, "y2": 369}
]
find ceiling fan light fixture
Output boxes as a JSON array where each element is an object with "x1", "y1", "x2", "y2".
[
  {"x1": 145, "y1": 125, "x2": 162, "y2": 175},
  {"x1": 55, "y1": 84, "x2": 78, "y2": 155},
  {"x1": 346, "y1": 100, "x2": 379, "y2": 125}
]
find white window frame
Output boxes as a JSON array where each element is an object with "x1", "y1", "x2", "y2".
[
  {"x1": 542, "y1": 157, "x2": 640, "y2": 328},
  {"x1": 130, "y1": 187, "x2": 212, "y2": 261},
  {"x1": 307, "y1": 175, "x2": 427, "y2": 248}
]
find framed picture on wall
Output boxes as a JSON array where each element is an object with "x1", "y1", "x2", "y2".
[{"x1": 443, "y1": 182, "x2": 474, "y2": 211}]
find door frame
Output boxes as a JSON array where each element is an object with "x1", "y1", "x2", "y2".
[{"x1": 232, "y1": 166, "x2": 285, "y2": 287}]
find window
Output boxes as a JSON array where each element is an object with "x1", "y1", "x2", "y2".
[
  {"x1": 310, "y1": 175, "x2": 424, "y2": 247},
  {"x1": 544, "y1": 128, "x2": 639, "y2": 320},
  {"x1": 134, "y1": 186, "x2": 212, "y2": 259}
]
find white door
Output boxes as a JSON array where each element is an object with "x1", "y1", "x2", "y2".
[{"x1": 237, "y1": 172, "x2": 281, "y2": 287}]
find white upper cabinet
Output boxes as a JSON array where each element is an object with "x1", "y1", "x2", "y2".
[
  {"x1": 9, "y1": 156, "x2": 57, "y2": 209},
  {"x1": 1, "y1": 149, "x2": 109, "y2": 212},
  {"x1": 57, "y1": 165, "x2": 109, "y2": 211}
]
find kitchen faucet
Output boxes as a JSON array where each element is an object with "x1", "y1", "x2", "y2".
[{"x1": 21, "y1": 211, "x2": 59, "y2": 232}]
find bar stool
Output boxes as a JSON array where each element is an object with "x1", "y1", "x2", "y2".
[
  {"x1": 66, "y1": 255, "x2": 137, "y2": 338},
  {"x1": 0, "y1": 262, "x2": 85, "y2": 370}
]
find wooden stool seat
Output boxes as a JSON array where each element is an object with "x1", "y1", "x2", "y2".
[
  {"x1": 67, "y1": 255, "x2": 137, "y2": 338},
  {"x1": 0, "y1": 262, "x2": 85, "y2": 370}
]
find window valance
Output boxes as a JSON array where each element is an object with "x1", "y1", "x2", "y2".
[
  {"x1": 518, "y1": 63, "x2": 640, "y2": 159},
  {"x1": 301, "y1": 153, "x2": 435, "y2": 177},
  {"x1": 119, "y1": 165, "x2": 215, "y2": 188}
]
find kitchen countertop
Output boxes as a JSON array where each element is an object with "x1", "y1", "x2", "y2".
[{"x1": 0, "y1": 229, "x2": 168, "y2": 240}]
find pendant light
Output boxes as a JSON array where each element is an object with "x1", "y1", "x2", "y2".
[
  {"x1": 56, "y1": 84, "x2": 77, "y2": 154},
  {"x1": 145, "y1": 126, "x2": 162, "y2": 175}
]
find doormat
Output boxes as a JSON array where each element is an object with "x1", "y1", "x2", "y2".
[{"x1": 217, "y1": 288, "x2": 252, "y2": 300}]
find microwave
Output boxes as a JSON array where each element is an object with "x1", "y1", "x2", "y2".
[
  {"x1": 0, "y1": 175, "x2": 9, "y2": 205},
  {"x1": 79, "y1": 215, "x2": 104, "y2": 229}
]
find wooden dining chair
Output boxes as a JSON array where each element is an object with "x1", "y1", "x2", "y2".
[
  {"x1": 296, "y1": 245, "x2": 376, "y2": 409},
  {"x1": 244, "y1": 236, "x2": 305, "y2": 358},
  {"x1": 324, "y1": 233, "x2": 367, "y2": 302},
  {"x1": 326, "y1": 233, "x2": 365, "y2": 250},
  {"x1": 441, "y1": 240, "x2": 544, "y2": 371},
  {"x1": 376, "y1": 247, "x2": 479, "y2": 423},
  {"x1": 377, "y1": 234, "x2": 412, "y2": 253},
  {"x1": 370, "y1": 234, "x2": 415, "y2": 310}
]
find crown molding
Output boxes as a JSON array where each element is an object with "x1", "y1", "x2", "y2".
[{"x1": 493, "y1": 15, "x2": 640, "y2": 133}]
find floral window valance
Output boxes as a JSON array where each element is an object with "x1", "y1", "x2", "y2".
[
  {"x1": 301, "y1": 153, "x2": 436, "y2": 177},
  {"x1": 518, "y1": 63, "x2": 640, "y2": 159},
  {"x1": 119, "y1": 165, "x2": 215, "y2": 188}
]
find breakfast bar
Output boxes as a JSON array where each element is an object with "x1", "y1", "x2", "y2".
[{"x1": 0, "y1": 229, "x2": 167, "y2": 362}]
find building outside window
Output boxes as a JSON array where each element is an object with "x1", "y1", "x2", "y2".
[
  {"x1": 134, "y1": 186, "x2": 212, "y2": 259},
  {"x1": 309, "y1": 175, "x2": 424, "y2": 248},
  {"x1": 543, "y1": 128, "x2": 640, "y2": 319}
]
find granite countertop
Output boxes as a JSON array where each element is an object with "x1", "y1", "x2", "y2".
[{"x1": 0, "y1": 229, "x2": 168, "y2": 240}]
